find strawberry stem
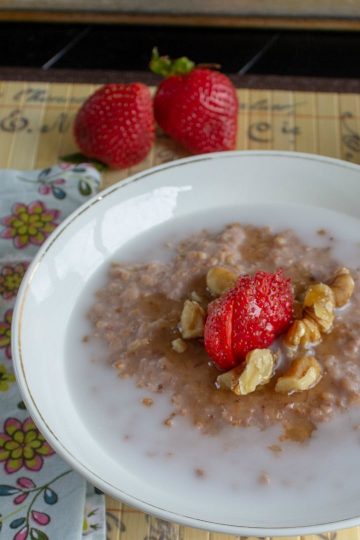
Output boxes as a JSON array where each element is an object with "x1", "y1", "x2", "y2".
[{"x1": 150, "y1": 47, "x2": 195, "y2": 77}]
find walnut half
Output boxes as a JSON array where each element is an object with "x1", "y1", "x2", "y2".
[
  {"x1": 284, "y1": 316, "x2": 322, "y2": 352},
  {"x1": 217, "y1": 349, "x2": 276, "y2": 396},
  {"x1": 275, "y1": 356, "x2": 322, "y2": 394},
  {"x1": 328, "y1": 267, "x2": 355, "y2": 308},
  {"x1": 206, "y1": 266, "x2": 237, "y2": 297},
  {"x1": 179, "y1": 300, "x2": 205, "y2": 339},
  {"x1": 303, "y1": 283, "x2": 335, "y2": 333},
  {"x1": 284, "y1": 279, "x2": 339, "y2": 353}
]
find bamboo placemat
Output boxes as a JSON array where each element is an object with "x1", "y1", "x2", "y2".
[{"x1": 1, "y1": 79, "x2": 360, "y2": 540}]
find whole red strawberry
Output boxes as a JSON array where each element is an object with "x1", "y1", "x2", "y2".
[
  {"x1": 74, "y1": 83, "x2": 154, "y2": 168},
  {"x1": 150, "y1": 49, "x2": 238, "y2": 154},
  {"x1": 204, "y1": 269, "x2": 293, "y2": 370}
]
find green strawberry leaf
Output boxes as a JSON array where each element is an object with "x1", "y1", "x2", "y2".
[
  {"x1": 60, "y1": 152, "x2": 108, "y2": 172},
  {"x1": 150, "y1": 47, "x2": 195, "y2": 77}
]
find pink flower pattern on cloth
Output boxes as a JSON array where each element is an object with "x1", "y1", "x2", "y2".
[
  {"x1": 0, "y1": 201, "x2": 60, "y2": 249},
  {"x1": 0, "y1": 417, "x2": 54, "y2": 474},
  {"x1": 0, "y1": 164, "x2": 105, "y2": 540},
  {"x1": 0, "y1": 308, "x2": 13, "y2": 359},
  {"x1": 0, "y1": 262, "x2": 29, "y2": 300}
]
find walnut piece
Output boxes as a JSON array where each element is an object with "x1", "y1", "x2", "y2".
[
  {"x1": 171, "y1": 338, "x2": 188, "y2": 353},
  {"x1": 275, "y1": 356, "x2": 322, "y2": 394},
  {"x1": 217, "y1": 349, "x2": 275, "y2": 396},
  {"x1": 179, "y1": 300, "x2": 205, "y2": 339},
  {"x1": 284, "y1": 278, "x2": 341, "y2": 353},
  {"x1": 303, "y1": 283, "x2": 335, "y2": 333},
  {"x1": 190, "y1": 290, "x2": 203, "y2": 303},
  {"x1": 206, "y1": 266, "x2": 237, "y2": 297},
  {"x1": 328, "y1": 267, "x2": 355, "y2": 308},
  {"x1": 284, "y1": 316, "x2": 322, "y2": 351}
]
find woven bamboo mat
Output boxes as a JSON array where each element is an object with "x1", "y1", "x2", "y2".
[{"x1": 1, "y1": 79, "x2": 360, "y2": 540}]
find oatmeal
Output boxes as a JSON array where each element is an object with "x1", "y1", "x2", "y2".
[{"x1": 88, "y1": 223, "x2": 359, "y2": 439}]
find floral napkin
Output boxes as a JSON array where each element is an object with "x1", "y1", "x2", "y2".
[{"x1": 0, "y1": 164, "x2": 106, "y2": 540}]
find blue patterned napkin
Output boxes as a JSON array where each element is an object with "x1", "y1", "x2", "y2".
[{"x1": 0, "y1": 164, "x2": 106, "y2": 540}]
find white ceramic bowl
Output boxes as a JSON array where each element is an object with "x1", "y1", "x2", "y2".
[{"x1": 12, "y1": 151, "x2": 360, "y2": 537}]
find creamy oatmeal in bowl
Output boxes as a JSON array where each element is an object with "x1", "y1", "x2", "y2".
[
  {"x1": 12, "y1": 152, "x2": 360, "y2": 536},
  {"x1": 86, "y1": 220, "x2": 358, "y2": 442}
]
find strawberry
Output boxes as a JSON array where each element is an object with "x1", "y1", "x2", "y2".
[
  {"x1": 150, "y1": 49, "x2": 238, "y2": 154},
  {"x1": 205, "y1": 293, "x2": 235, "y2": 371},
  {"x1": 204, "y1": 269, "x2": 294, "y2": 371},
  {"x1": 74, "y1": 83, "x2": 154, "y2": 168}
]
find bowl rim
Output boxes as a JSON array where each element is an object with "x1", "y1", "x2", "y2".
[{"x1": 11, "y1": 150, "x2": 360, "y2": 536}]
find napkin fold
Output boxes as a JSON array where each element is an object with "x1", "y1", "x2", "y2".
[{"x1": 0, "y1": 164, "x2": 106, "y2": 540}]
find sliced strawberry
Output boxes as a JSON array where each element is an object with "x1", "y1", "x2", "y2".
[
  {"x1": 204, "y1": 292, "x2": 235, "y2": 370},
  {"x1": 204, "y1": 269, "x2": 293, "y2": 370}
]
